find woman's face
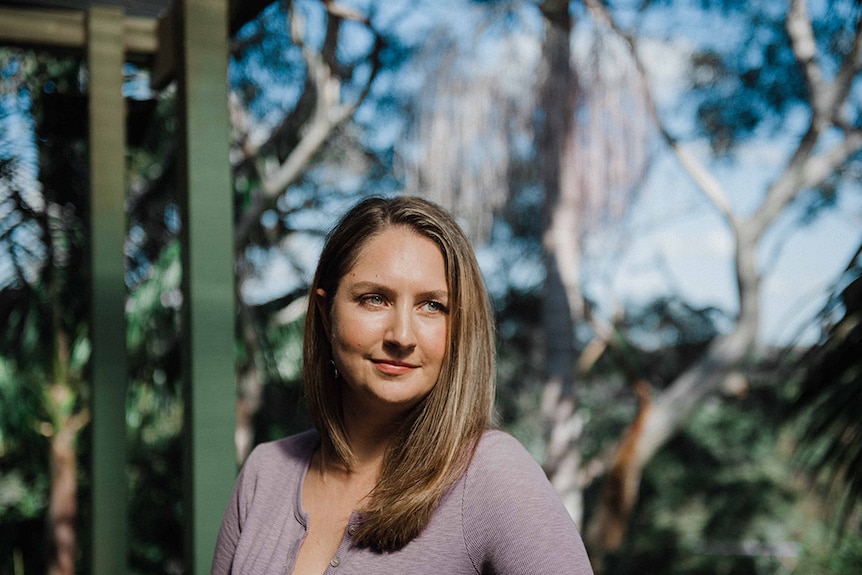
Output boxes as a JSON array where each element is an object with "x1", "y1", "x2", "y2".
[{"x1": 321, "y1": 226, "x2": 449, "y2": 420}]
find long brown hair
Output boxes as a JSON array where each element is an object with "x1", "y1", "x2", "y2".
[{"x1": 303, "y1": 195, "x2": 496, "y2": 551}]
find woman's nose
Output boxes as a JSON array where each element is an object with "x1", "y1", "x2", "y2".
[{"x1": 384, "y1": 305, "x2": 417, "y2": 350}]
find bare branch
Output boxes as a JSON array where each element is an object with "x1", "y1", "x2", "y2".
[
  {"x1": 753, "y1": 129, "x2": 862, "y2": 233},
  {"x1": 582, "y1": 0, "x2": 737, "y2": 227},
  {"x1": 830, "y1": 8, "x2": 862, "y2": 128},
  {"x1": 233, "y1": 3, "x2": 384, "y2": 248},
  {"x1": 747, "y1": 3, "x2": 862, "y2": 236},
  {"x1": 665, "y1": 139, "x2": 735, "y2": 224},
  {"x1": 69, "y1": 407, "x2": 91, "y2": 435},
  {"x1": 259, "y1": 43, "x2": 356, "y2": 197},
  {"x1": 321, "y1": 0, "x2": 369, "y2": 24},
  {"x1": 787, "y1": 0, "x2": 827, "y2": 119}
]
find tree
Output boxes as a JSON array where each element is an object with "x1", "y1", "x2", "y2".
[
  {"x1": 535, "y1": 0, "x2": 652, "y2": 529},
  {"x1": 577, "y1": 0, "x2": 862, "y2": 567},
  {"x1": 0, "y1": 47, "x2": 91, "y2": 575}
]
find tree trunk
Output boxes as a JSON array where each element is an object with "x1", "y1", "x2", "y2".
[
  {"x1": 235, "y1": 302, "x2": 264, "y2": 464},
  {"x1": 47, "y1": 412, "x2": 78, "y2": 575},
  {"x1": 538, "y1": 0, "x2": 587, "y2": 527},
  {"x1": 44, "y1": 277, "x2": 84, "y2": 575},
  {"x1": 584, "y1": 380, "x2": 652, "y2": 573}
]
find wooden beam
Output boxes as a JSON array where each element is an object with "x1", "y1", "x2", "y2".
[
  {"x1": 151, "y1": 4, "x2": 176, "y2": 90},
  {"x1": 173, "y1": 0, "x2": 236, "y2": 572},
  {"x1": 152, "y1": 0, "x2": 273, "y2": 89},
  {"x1": 0, "y1": 6, "x2": 157, "y2": 56},
  {"x1": 124, "y1": 15, "x2": 159, "y2": 54},
  {"x1": 87, "y1": 6, "x2": 128, "y2": 574},
  {"x1": 0, "y1": 7, "x2": 84, "y2": 48}
]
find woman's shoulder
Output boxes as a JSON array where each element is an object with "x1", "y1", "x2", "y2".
[
  {"x1": 475, "y1": 428, "x2": 530, "y2": 452},
  {"x1": 463, "y1": 429, "x2": 571, "y2": 532},
  {"x1": 470, "y1": 429, "x2": 546, "y2": 479},
  {"x1": 463, "y1": 429, "x2": 563, "y2": 517},
  {"x1": 462, "y1": 430, "x2": 595, "y2": 574},
  {"x1": 243, "y1": 428, "x2": 319, "y2": 477}
]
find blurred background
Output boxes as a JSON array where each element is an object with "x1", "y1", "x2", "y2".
[{"x1": 1, "y1": 0, "x2": 861, "y2": 573}]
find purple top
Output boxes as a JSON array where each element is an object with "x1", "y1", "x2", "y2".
[{"x1": 211, "y1": 429, "x2": 594, "y2": 574}]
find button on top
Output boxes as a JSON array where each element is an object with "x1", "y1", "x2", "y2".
[
  {"x1": 347, "y1": 525, "x2": 358, "y2": 537},
  {"x1": 330, "y1": 557, "x2": 341, "y2": 568}
]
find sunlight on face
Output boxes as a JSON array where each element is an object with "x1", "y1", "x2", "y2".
[{"x1": 324, "y1": 226, "x2": 449, "y2": 420}]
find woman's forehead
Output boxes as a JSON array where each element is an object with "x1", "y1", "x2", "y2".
[{"x1": 342, "y1": 228, "x2": 447, "y2": 288}]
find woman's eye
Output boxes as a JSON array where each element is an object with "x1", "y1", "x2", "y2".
[
  {"x1": 361, "y1": 294, "x2": 384, "y2": 307},
  {"x1": 423, "y1": 301, "x2": 448, "y2": 314}
]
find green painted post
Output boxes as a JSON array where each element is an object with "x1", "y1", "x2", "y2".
[
  {"x1": 87, "y1": 6, "x2": 128, "y2": 574},
  {"x1": 174, "y1": 0, "x2": 236, "y2": 572}
]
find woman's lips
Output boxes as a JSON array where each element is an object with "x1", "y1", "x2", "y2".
[{"x1": 372, "y1": 359, "x2": 417, "y2": 376}]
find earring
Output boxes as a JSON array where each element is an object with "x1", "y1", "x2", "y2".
[{"x1": 329, "y1": 359, "x2": 339, "y2": 380}]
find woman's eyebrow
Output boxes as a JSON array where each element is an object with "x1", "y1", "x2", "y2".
[
  {"x1": 346, "y1": 280, "x2": 388, "y2": 294},
  {"x1": 346, "y1": 281, "x2": 448, "y2": 301},
  {"x1": 418, "y1": 289, "x2": 449, "y2": 302}
]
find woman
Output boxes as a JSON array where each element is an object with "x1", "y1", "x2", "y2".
[{"x1": 212, "y1": 196, "x2": 594, "y2": 574}]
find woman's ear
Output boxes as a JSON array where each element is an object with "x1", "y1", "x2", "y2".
[{"x1": 315, "y1": 288, "x2": 331, "y2": 338}]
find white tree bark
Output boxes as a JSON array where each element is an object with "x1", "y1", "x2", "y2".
[
  {"x1": 537, "y1": 0, "x2": 585, "y2": 526},
  {"x1": 537, "y1": 0, "x2": 653, "y2": 529}
]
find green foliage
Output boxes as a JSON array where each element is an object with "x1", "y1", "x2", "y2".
[
  {"x1": 616, "y1": 297, "x2": 725, "y2": 386},
  {"x1": 0, "y1": 359, "x2": 49, "y2": 523},
  {"x1": 796, "y1": 532, "x2": 862, "y2": 574},
  {"x1": 127, "y1": 240, "x2": 182, "y2": 392},
  {"x1": 567, "y1": 288, "x2": 862, "y2": 574},
  {"x1": 253, "y1": 300, "x2": 312, "y2": 442},
  {"x1": 123, "y1": 96, "x2": 185, "y2": 572},
  {"x1": 1, "y1": 45, "x2": 89, "y2": 574},
  {"x1": 599, "y1": 386, "x2": 862, "y2": 575},
  {"x1": 127, "y1": 383, "x2": 184, "y2": 574},
  {"x1": 683, "y1": 1, "x2": 819, "y2": 154},
  {"x1": 790, "y1": 244, "x2": 862, "y2": 535},
  {"x1": 122, "y1": 237, "x2": 185, "y2": 573},
  {"x1": 125, "y1": 91, "x2": 178, "y2": 290}
]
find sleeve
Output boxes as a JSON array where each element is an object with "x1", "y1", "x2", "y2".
[
  {"x1": 462, "y1": 431, "x2": 594, "y2": 575},
  {"x1": 210, "y1": 449, "x2": 258, "y2": 575}
]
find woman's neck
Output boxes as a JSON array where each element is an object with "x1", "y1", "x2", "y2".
[{"x1": 336, "y1": 401, "x2": 403, "y2": 476}]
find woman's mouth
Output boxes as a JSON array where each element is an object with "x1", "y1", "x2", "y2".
[{"x1": 371, "y1": 359, "x2": 417, "y2": 376}]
